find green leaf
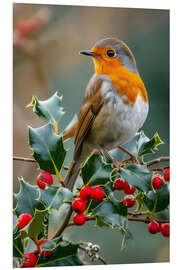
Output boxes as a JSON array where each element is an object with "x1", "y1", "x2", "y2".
[
  {"x1": 143, "y1": 182, "x2": 169, "y2": 212},
  {"x1": 13, "y1": 232, "x2": 24, "y2": 257},
  {"x1": 28, "y1": 208, "x2": 49, "y2": 240},
  {"x1": 82, "y1": 154, "x2": 113, "y2": 186},
  {"x1": 36, "y1": 242, "x2": 83, "y2": 267},
  {"x1": 138, "y1": 132, "x2": 164, "y2": 157},
  {"x1": 28, "y1": 123, "x2": 67, "y2": 175},
  {"x1": 39, "y1": 185, "x2": 74, "y2": 210},
  {"x1": 14, "y1": 178, "x2": 44, "y2": 216},
  {"x1": 108, "y1": 131, "x2": 150, "y2": 162},
  {"x1": 40, "y1": 236, "x2": 63, "y2": 253},
  {"x1": 93, "y1": 195, "x2": 128, "y2": 229},
  {"x1": 40, "y1": 240, "x2": 56, "y2": 252},
  {"x1": 48, "y1": 203, "x2": 71, "y2": 239},
  {"x1": 120, "y1": 164, "x2": 153, "y2": 192},
  {"x1": 28, "y1": 92, "x2": 65, "y2": 129}
]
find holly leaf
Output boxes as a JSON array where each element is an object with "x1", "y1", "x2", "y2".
[
  {"x1": 39, "y1": 185, "x2": 74, "y2": 210},
  {"x1": 13, "y1": 234, "x2": 24, "y2": 258},
  {"x1": 28, "y1": 123, "x2": 67, "y2": 175},
  {"x1": 36, "y1": 242, "x2": 83, "y2": 267},
  {"x1": 82, "y1": 154, "x2": 113, "y2": 186},
  {"x1": 120, "y1": 164, "x2": 153, "y2": 192},
  {"x1": 48, "y1": 203, "x2": 71, "y2": 239},
  {"x1": 138, "y1": 132, "x2": 164, "y2": 157},
  {"x1": 14, "y1": 177, "x2": 44, "y2": 216},
  {"x1": 93, "y1": 194, "x2": 128, "y2": 229},
  {"x1": 27, "y1": 92, "x2": 65, "y2": 132},
  {"x1": 107, "y1": 131, "x2": 150, "y2": 162},
  {"x1": 28, "y1": 208, "x2": 49, "y2": 240},
  {"x1": 39, "y1": 236, "x2": 63, "y2": 253},
  {"x1": 143, "y1": 182, "x2": 169, "y2": 212}
]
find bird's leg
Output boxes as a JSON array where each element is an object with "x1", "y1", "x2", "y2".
[
  {"x1": 102, "y1": 149, "x2": 121, "y2": 168},
  {"x1": 118, "y1": 146, "x2": 138, "y2": 164}
]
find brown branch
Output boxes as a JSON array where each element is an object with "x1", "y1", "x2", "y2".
[
  {"x1": 67, "y1": 215, "x2": 168, "y2": 226},
  {"x1": 146, "y1": 156, "x2": 169, "y2": 167},
  {"x1": 50, "y1": 208, "x2": 73, "y2": 240},
  {"x1": 148, "y1": 166, "x2": 169, "y2": 172},
  {"x1": 13, "y1": 156, "x2": 36, "y2": 163},
  {"x1": 13, "y1": 156, "x2": 69, "y2": 170}
]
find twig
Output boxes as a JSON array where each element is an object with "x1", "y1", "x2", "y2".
[
  {"x1": 50, "y1": 208, "x2": 73, "y2": 240},
  {"x1": 78, "y1": 245, "x2": 107, "y2": 265},
  {"x1": 146, "y1": 157, "x2": 169, "y2": 167},
  {"x1": 128, "y1": 211, "x2": 149, "y2": 216},
  {"x1": 13, "y1": 156, "x2": 36, "y2": 163},
  {"x1": 67, "y1": 215, "x2": 169, "y2": 226},
  {"x1": 13, "y1": 156, "x2": 69, "y2": 170},
  {"x1": 149, "y1": 166, "x2": 169, "y2": 172}
]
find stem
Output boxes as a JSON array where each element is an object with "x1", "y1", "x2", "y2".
[
  {"x1": 13, "y1": 156, "x2": 69, "y2": 170},
  {"x1": 128, "y1": 211, "x2": 150, "y2": 216},
  {"x1": 13, "y1": 156, "x2": 36, "y2": 163},
  {"x1": 149, "y1": 166, "x2": 169, "y2": 172},
  {"x1": 146, "y1": 156, "x2": 169, "y2": 167},
  {"x1": 55, "y1": 168, "x2": 65, "y2": 186},
  {"x1": 50, "y1": 208, "x2": 73, "y2": 240},
  {"x1": 66, "y1": 215, "x2": 169, "y2": 226}
]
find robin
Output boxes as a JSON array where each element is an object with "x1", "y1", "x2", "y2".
[{"x1": 62, "y1": 38, "x2": 149, "y2": 191}]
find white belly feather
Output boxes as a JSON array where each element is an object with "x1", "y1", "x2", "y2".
[{"x1": 89, "y1": 80, "x2": 149, "y2": 150}]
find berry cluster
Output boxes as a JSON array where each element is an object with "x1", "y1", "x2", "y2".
[
  {"x1": 72, "y1": 186, "x2": 104, "y2": 225},
  {"x1": 113, "y1": 178, "x2": 136, "y2": 208},
  {"x1": 17, "y1": 213, "x2": 53, "y2": 267},
  {"x1": 148, "y1": 221, "x2": 170, "y2": 237}
]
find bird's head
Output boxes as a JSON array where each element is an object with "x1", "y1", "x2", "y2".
[{"x1": 79, "y1": 38, "x2": 138, "y2": 75}]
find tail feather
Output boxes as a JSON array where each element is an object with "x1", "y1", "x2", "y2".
[{"x1": 63, "y1": 160, "x2": 81, "y2": 191}]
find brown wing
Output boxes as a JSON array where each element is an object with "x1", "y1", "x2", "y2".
[{"x1": 73, "y1": 75, "x2": 104, "y2": 160}]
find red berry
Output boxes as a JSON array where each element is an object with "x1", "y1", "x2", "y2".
[
  {"x1": 73, "y1": 213, "x2": 86, "y2": 225},
  {"x1": 160, "y1": 223, "x2": 170, "y2": 237},
  {"x1": 123, "y1": 181, "x2": 136, "y2": 194},
  {"x1": 123, "y1": 195, "x2": 136, "y2": 208},
  {"x1": 92, "y1": 187, "x2": 104, "y2": 201},
  {"x1": 152, "y1": 176, "x2": 163, "y2": 190},
  {"x1": 114, "y1": 178, "x2": 125, "y2": 190},
  {"x1": 80, "y1": 186, "x2": 93, "y2": 202},
  {"x1": 22, "y1": 253, "x2": 37, "y2": 267},
  {"x1": 72, "y1": 199, "x2": 86, "y2": 213},
  {"x1": 37, "y1": 172, "x2": 53, "y2": 189},
  {"x1": 38, "y1": 239, "x2": 52, "y2": 257},
  {"x1": 164, "y1": 168, "x2": 170, "y2": 182},
  {"x1": 148, "y1": 221, "x2": 160, "y2": 234},
  {"x1": 17, "y1": 213, "x2": 32, "y2": 230}
]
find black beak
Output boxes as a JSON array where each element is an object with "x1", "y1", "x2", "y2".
[{"x1": 79, "y1": 50, "x2": 99, "y2": 57}]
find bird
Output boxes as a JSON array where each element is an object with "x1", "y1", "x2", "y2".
[{"x1": 62, "y1": 37, "x2": 149, "y2": 191}]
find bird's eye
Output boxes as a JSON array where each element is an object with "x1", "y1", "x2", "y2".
[{"x1": 107, "y1": 50, "x2": 115, "y2": 57}]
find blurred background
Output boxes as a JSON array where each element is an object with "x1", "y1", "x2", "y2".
[{"x1": 13, "y1": 3, "x2": 169, "y2": 265}]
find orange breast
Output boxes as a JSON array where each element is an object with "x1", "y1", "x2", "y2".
[{"x1": 94, "y1": 57, "x2": 148, "y2": 104}]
